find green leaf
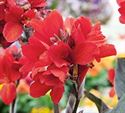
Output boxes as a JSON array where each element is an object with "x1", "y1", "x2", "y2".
[
  {"x1": 115, "y1": 58, "x2": 125, "y2": 99},
  {"x1": 106, "y1": 94, "x2": 125, "y2": 113},
  {"x1": 50, "y1": 0, "x2": 59, "y2": 9},
  {"x1": 85, "y1": 70, "x2": 109, "y2": 90}
]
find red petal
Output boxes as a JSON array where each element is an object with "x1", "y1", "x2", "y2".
[
  {"x1": 5, "y1": 6, "x2": 24, "y2": 22},
  {"x1": 73, "y1": 42, "x2": 98, "y2": 65},
  {"x1": 22, "y1": 37, "x2": 46, "y2": 61},
  {"x1": 78, "y1": 65, "x2": 89, "y2": 85},
  {"x1": 0, "y1": 5, "x2": 5, "y2": 20},
  {"x1": 22, "y1": 9, "x2": 36, "y2": 26},
  {"x1": 28, "y1": 0, "x2": 46, "y2": 8},
  {"x1": 98, "y1": 44, "x2": 116, "y2": 58},
  {"x1": 0, "y1": 83, "x2": 16, "y2": 105},
  {"x1": 50, "y1": 85, "x2": 64, "y2": 104},
  {"x1": 48, "y1": 65, "x2": 68, "y2": 82},
  {"x1": 49, "y1": 42, "x2": 71, "y2": 67},
  {"x1": 119, "y1": 15, "x2": 125, "y2": 24},
  {"x1": 109, "y1": 87, "x2": 115, "y2": 97},
  {"x1": 40, "y1": 74, "x2": 63, "y2": 86},
  {"x1": 108, "y1": 68, "x2": 115, "y2": 85},
  {"x1": 7, "y1": 0, "x2": 17, "y2": 7},
  {"x1": 3, "y1": 22, "x2": 23, "y2": 42},
  {"x1": 70, "y1": 17, "x2": 92, "y2": 45},
  {"x1": 19, "y1": 57, "x2": 34, "y2": 76},
  {"x1": 74, "y1": 16, "x2": 92, "y2": 36},
  {"x1": 64, "y1": 17, "x2": 75, "y2": 34},
  {"x1": 23, "y1": 9, "x2": 36, "y2": 19},
  {"x1": 30, "y1": 81, "x2": 50, "y2": 98},
  {"x1": 87, "y1": 23, "x2": 105, "y2": 45}
]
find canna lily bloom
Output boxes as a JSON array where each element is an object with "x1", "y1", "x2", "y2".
[
  {"x1": 21, "y1": 10, "x2": 116, "y2": 104},
  {"x1": 3, "y1": 6, "x2": 36, "y2": 42},
  {"x1": 20, "y1": 38, "x2": 69, "y2": 104},
  {"x1": 117, "y1": 0, "x2": 125, "y2": 23},
  {"x1": 67, "y1": 17, "x2": 116, "y2": 64},
  {"x1": 0, "y1": 46, "x2": 22, "y2": 104}
]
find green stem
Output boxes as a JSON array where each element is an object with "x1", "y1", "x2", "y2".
[
  {"x1": 9, "y1": 98, "x2": 17, "y2": 113},
  {"x1": 54, "y1": 104, "x2": 59, "y2": 113}
]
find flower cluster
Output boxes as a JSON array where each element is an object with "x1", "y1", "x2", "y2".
[
  {"x1": 0, "y1": 0, "x2": 117, "y2": 106},
  {"x1": 20, "y1": 10, "x2": 116, "y2": 104},
  {"x1": 0, "y1": 0, "x2": 46, "y2": 42}
]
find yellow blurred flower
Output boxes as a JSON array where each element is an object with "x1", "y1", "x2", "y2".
[
  {"x1": 88, "y1": 56, "x2": 116, "y2": 76},
  {"x1": 0, "y1": 84, "x2": 3, "y2": 90},
  {"x1": 31, "y1": 107, "x2": 52, "y2": 113},
  {"x1": 102, "y1": 95, "x2": 118, "y2": 108},
  {"x1": 117, "y1": 53, "x2": 125, "y2": 58}
]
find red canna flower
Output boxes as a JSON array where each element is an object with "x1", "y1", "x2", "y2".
[
  {"x1": 117, "y1": 0, "x2": 125, "y2": 23},
  {"x1": 21, "y1": 10, "x2": 116, "y2": 104},
  {"x1": 67, "y1": 17, "x2": 116, "y2": 64},
  {"x1": 20, "y1": 38, "x2": 69, "y2": 104},
  {"x1": 0, "y1": 46, "x2": 22, "y2": 104}
]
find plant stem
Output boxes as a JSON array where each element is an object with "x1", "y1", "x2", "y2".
[
  {"x1": 66, "y1": 93, "x2": 76, "y2": 113},
  {"x1": 72, "y1": 65, "x2": 80, "y2": 113},
  {"x1": 72, "y1": 96, "x2": 80, "y2": 113},
  {"x1": 54, "y1": 104, "x2": 59, "y2": 113},
  {"x1": 72, "y1": 83, "x2": 80, "y2": 113},
  {"x1": 9, "y1": 98, "x2": 17, "y2": 113}
]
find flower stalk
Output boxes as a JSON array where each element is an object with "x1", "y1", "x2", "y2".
[
  {"x1": 9, "y1": 98, "x2": 17, "y2": 113},
  {"x1": 72, "y1": 65, "x2": 80, "y2": 113},
  {"x1": 54, "y1": 104, "x2": 60, "y2": 113}
]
